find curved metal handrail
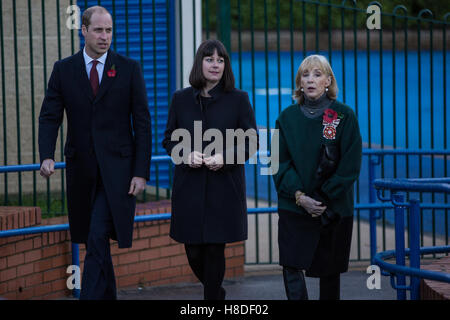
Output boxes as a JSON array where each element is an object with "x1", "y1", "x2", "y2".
[
  {"x1": 374, "y1": 246, "x2": 450, "y2": 283},
  {"x1": 372, "y1": 177, "x2": 450, "y2": 300},
  {"x1": 374, "y1": 178, "x2": 450, "y2": 194}
]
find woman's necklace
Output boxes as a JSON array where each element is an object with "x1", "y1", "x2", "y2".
[
  {"x1": 303, "y1": 93, "x2": 329, "y2": 116},
  {"x1": 303, "y1": 105, "x2": 318, "y2": 115}
]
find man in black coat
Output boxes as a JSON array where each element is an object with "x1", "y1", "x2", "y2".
[{"x1": 38, "y1": 6, "x2": 151, "y2": 299}]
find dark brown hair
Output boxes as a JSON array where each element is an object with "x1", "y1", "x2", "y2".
[
  {"x1": 82, "y1": 6, "x2": 111, "y2": 30},
  {"x1": 189, "y1": 39, "x2": 235, "y2": 92}
]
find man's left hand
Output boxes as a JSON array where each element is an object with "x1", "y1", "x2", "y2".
[{"x1": 128, "y1": 177, "x2": 146, "y2": 196}]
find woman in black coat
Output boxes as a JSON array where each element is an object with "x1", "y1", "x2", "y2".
[{"x1": 162, "y1": 40, "x2": 258, "y2": 300}]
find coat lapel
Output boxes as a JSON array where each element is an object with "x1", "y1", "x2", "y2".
[
  {"x1": 94, "y1": 49, "x2": 117, "y2": 103},
  {"x1": 74, "y1": 50, "x2": 95, "y2": 103}
]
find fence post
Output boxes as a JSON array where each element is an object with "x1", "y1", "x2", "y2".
[
  {"x1": 216, "y1": 0, "x2": 231, "y2": 53},
  {"x1": 393, "y1": 193, "x2": 407, "y2": 300},
  {"x1": 409, "y1": 198, "x2": 421, "y2": 300},
  {"x1": 369, "y1": 156, "x2": 378, "y2": 263}
]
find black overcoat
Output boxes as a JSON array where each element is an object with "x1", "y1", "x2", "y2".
[
  {"x1": 38, "y1": 49, "x2": 152, "y2": 248},
  {"x1": 162, "y1": 83, "x2": 258, "y2": 244}
]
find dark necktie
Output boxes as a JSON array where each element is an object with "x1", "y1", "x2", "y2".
[{"x1": 90, "y1": 60, "x2": 99, "y2": 96}]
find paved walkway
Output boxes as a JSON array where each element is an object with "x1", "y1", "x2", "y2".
[{"x1": 115, "y1": 263, "x2": 398, "y2": 300}]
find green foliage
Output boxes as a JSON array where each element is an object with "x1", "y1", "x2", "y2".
[
  {"x1": 0, "y1": 192, "x2": 68, "y2": 219},
  {"x1": 203, "y1": 0, "x2": 450, "y2": 31},
  {"x1": 0, "y1": 192, "x2": 161, "y2": 219}
]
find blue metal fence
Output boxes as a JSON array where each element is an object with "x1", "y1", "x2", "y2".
[
  {"x1": 2, "y1": 149, "x2": 450, "y2": 299},
  {"x1": 1, "y1": 0, "x2": 449, "y2": 300},
  {"x1": 0, "y1": 205, "x2": 172, "y2": 299},
  {"x1": 243, "y1": 148, "x2": 450, "y2": 264},
  {"x1": 77, "y1": 0, "x2": 176, "y2": 190},
  {"x1": 373, "y1": 177, "x2": 450, "y2": 300},
  {"x1": 0, "y1": 155, "x2": 275, "y2": 299}
]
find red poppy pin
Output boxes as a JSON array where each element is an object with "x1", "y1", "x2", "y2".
[
  {"x1": 322, "y1": 108, "x2": 343, "y2": 140},
  {"x1": 323, "y1": 108, "x2": 338, "y2": 124},
  {"x1": 107, "y1": 64, "x2": 116, "y2": 77}
]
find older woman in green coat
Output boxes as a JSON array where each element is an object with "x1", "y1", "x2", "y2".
[{"x1": 272, "y1": 55, "x2": 362, "y2": 300}]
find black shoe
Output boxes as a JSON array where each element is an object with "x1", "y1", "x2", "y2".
[{"x1": 204, "y1": 286, "x2": 226, "y2": 300}]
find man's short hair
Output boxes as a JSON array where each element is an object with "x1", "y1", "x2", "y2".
[{"x1": 82, "y1": 6, "x2": 111, "y2": 29}]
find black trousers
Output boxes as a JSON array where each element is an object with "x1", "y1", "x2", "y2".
[
  {"x1": 184, "y1": 243, "x2": 226, "y2": 300},
  {"x1": 319, "y1": 273, "x2": 341, "y2": 300},
  {"x1": 283, "y1": 266, "x2": 341, "y2": 300},
  {"x1": 80, "y1": 177, "x2": 117, "y2": 300}
]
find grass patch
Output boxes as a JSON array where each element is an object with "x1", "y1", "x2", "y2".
[{"x1": 0, "y1": 190, "x2": 167, "y2": 219}]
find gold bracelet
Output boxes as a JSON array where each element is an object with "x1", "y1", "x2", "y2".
[
  {"x1": 295, "y1": 191, "x2": 305, "y2": 206},
  {"x1": 295, "y1": 190, "x2": 305, "y2": 198}
]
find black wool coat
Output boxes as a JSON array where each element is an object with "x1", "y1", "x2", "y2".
[
  {"x1": 162, "y1": 83, "x2": 258, "y2": 244},
  {"x1": 38, "y1": 49, "x2": 152, "y2": 248}
]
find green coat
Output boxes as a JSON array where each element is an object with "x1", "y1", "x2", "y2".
[
  {"x1": 273, "y1": 100, "x2": 362, "y2": 218},
  {"x1": 272, "y1": 100, "x2": 362, "y2": 274}
]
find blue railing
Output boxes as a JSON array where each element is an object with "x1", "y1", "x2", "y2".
[
  {"x1": 0, "y1": 156, "x2": 174, "y2": 299},
  {"x1": 0, "y1": 155, "x2": 280, "y2": 298},
  {"x1": 0, "y1": 211, "x2": 172, "y2": 299},
  {"x1": 373, "y1": 177, "x2": 450, "y2": 300},
  {"x1": 1, "y1": 149, "x2": 450, "y2": 299},
  {"x1": 366, "y1": 149, "x2": 450, "y2": 262},
  {"x1": 0, "y1": 155, "x2": 172, "y2": 173}
]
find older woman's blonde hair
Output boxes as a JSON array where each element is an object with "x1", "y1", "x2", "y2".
[{"x1": 293, "y1": 54, "x2": 338, "y2": 105}]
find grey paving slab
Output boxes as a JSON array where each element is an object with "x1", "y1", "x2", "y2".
[{"x1": 116, "y1": 265, "x2": 398, "y2": 300}]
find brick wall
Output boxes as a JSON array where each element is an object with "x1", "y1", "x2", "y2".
[
  {"x1": 420, "y1": 256, "x2": 450, "y2": 300},
  {"x1": 0, "y1": 202, "x2": 245, "y2": 299}
]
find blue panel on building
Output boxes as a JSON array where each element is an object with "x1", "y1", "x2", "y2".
[{"x1": 78, "y1": 0, "x2": 175, "y2": 189}]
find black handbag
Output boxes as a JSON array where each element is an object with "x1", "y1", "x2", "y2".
[{"x1": 310, "y1": 144, "x2": 340, "y2": 227}]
